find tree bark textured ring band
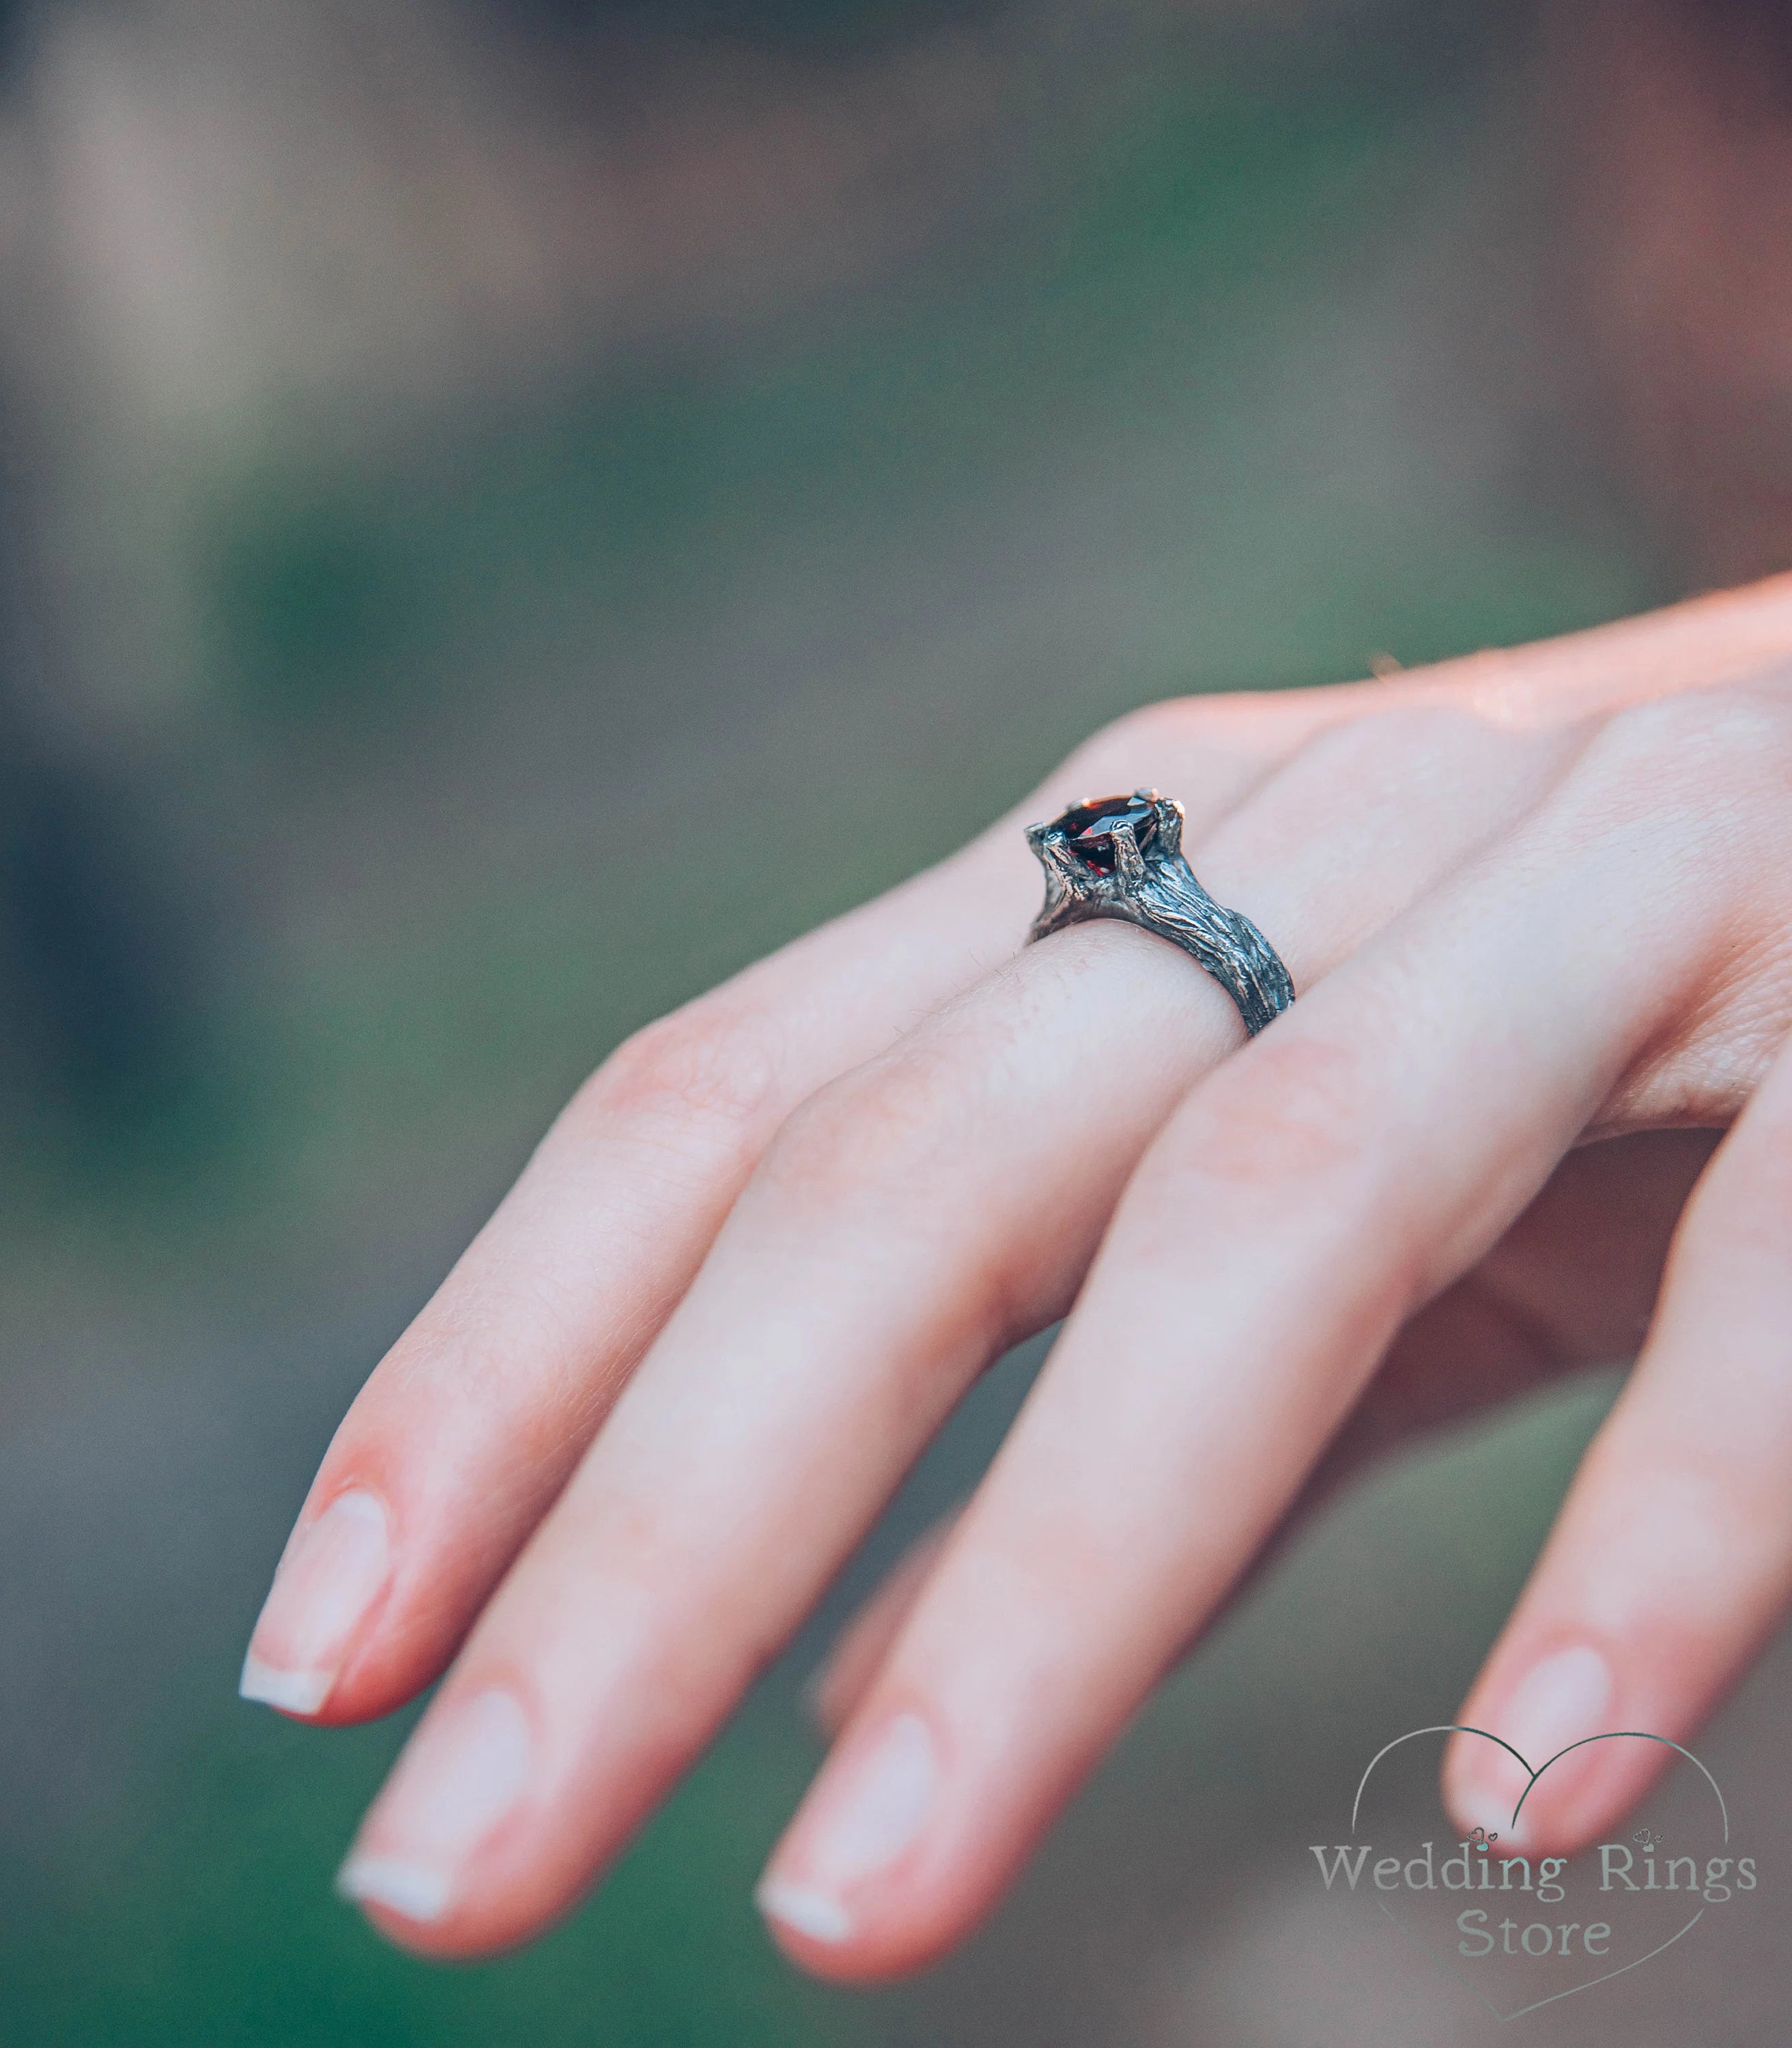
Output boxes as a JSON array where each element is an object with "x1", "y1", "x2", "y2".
[{"x1": 1025, "y1": 789, "x2": 1295, "y2": 1037}]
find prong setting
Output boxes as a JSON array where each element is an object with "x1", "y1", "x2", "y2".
[
  {"x1": 1111, "y1": 822, "x2": 1148, "y2": 885},
  {"x1": 1023, "y1": 788, "x2": 1294, "y2": 1036}
]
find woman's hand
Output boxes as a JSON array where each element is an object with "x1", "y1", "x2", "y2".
[{"x1": 240, "y1": 578, "x2": 1792, "y2": 1978}]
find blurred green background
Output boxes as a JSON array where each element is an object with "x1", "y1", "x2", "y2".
[{"x1": 0, "y1": 1, "x2": 1782, "y2": 2043}]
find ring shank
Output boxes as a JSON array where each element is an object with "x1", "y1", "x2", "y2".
[{"x1": 1028, "y1": 857, "x2": 1294, "y2": 1036}]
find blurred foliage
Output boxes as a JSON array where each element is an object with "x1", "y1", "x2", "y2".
[
  {"x1": 498, "y1": 0, "x2": 999, "y2": 52},
  {"x1": 215, "y1": 500, "x2": 431, "y2": 727},
  {"x1": 209, "y1": 1, "x2": 1608, "y2": 747},
  {"x1": 0, "y1": 0, "x2": 36, "y2": 85},
  {"x1": 212, "y1": 37, "x2": 1473, "y2": 729},
  {"x1": 0, "y1": 771, "x2": 193, "y2": 1105}
]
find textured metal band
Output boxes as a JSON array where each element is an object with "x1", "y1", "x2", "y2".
[{"x1": 1025, "y1": 791, "x2": 1294, "y2": 1036}]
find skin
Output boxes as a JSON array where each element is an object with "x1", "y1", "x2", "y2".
[{"x1": 241, "y1": 575, "x2": 1792, "y2": 1980}]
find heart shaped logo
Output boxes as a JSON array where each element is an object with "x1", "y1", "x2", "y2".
[{"x1": 1311, "y1": 1724, "x2": 1741, "y2": 2023}]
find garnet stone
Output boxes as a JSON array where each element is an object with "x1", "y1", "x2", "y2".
[{"x1": 1052, "y1": 793, "x2": 1160, "y2": 873}]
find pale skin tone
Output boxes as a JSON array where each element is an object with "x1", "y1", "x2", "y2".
[{"x1": 241, "y1": 575, "x2": 1792, "y2": 1978}]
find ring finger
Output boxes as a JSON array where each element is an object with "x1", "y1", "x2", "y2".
[{"x1": 239, "y1": 708, "x2": 1293, "y2": 1722}]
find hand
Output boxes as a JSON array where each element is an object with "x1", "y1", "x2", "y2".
[{"x1": 240, "y1": 578, "x2": 1792, "y2": 1978}]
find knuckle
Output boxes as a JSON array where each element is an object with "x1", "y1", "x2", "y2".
[
  {"x1": 1092, "y1": 698, "x2": 1204, "y2": 755},
  {"x1": 1160, "y1": 1032, "x2": 1430, "y2": 1321},
  {"x1": 1178, "y1": 1033, "x2": 1373, "y2": 1190},
  {"x1": 1595, "y1": 684, "x2": 1792, "y2": 799},
  {"x1": 1055, "y1": 693, "x2": 1275, "y2": 791},
  {"x1": 761, "y1": 1044, "x2": 959, "y2": 1210},
  {"x1": 1279, "y1": 699, "x2": 1502, "y2": 791},
  {"x1": 571, "y1": 1005, "x2": 782, "y2": 1146},
  {"x1": 1556, "y1": 687, "x2": 1792, "y2": 887}
]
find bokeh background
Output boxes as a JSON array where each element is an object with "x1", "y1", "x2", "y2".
[{"x1": 0, "y1": 0, "x2": 1786, "y2": 2041}]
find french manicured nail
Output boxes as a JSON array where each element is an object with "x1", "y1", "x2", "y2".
[
  {"x1": 240, "y1": 1490, "x2": 390, "y2": 1714},
  {"x1": 337, "y1": 1688, "x2": 533, "y2": 1924},
  {"x1": 1453, "y1": 1645, "x2": 1614, "y2": 1845},
  {"x1": 756, "y1": 1711, "x2": 938, "y2": 1944}
]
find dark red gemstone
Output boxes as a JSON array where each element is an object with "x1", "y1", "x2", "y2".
[{"x1": 1052, "y1": 794, "x2": 1159, "y2": 873}]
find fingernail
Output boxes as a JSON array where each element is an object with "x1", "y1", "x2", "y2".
[
  {"x1": 240, "y1": 1490, "x2": 390, "y2": 1715},
  {"x1": 756, "y1": 1711, "x2": 937, "y2": 1944},
  {"x1": 1453, "y1": 1645, "x2": 1614, "y2": 1845},
  {"x1": 337, "y1": 1688, "x2": 533, "y2": 1924},
  {"x1": 753, "y1": 1880, "x2": 854, "y2": 1943}
]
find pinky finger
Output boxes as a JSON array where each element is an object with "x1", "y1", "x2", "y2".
[{"x1": 1445, "y1": 1034, "x2": 1792, "y2": 1852}]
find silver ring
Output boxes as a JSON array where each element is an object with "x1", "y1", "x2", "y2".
[{"x1": 1025, "y1": 789, "x2": 1294, "y2": 1036}]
